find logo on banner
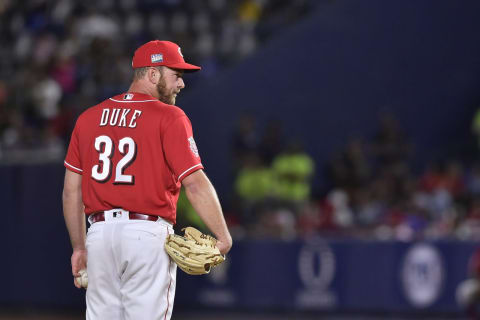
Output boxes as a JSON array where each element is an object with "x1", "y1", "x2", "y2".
[
  {"x1": 401, "y1": 243, "x2": 444, "y2": 308},
  {"x1": 295, "y1": 238, "x2": 337, "y2": 309}
]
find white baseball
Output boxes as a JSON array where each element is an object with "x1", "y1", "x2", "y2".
[{"x1": 76, "y1": 269, "x2": 88, "y2": 288}]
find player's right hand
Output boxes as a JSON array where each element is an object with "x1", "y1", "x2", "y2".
[{"x1": 71, "y1": 249, "x2": 87, "y2": 289}]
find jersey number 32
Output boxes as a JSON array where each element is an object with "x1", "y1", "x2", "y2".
[{"x1": 91, "y1": 135, "x2": 137, "y2": 185}]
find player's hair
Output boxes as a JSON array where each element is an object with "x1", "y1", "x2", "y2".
[{"x1": 133, "y1": 66, "x2": 164, "y2": 81}]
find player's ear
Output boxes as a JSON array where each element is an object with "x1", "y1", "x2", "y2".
[{"x1": 147, "y1": 67, "x2": 159, "y2": 84}]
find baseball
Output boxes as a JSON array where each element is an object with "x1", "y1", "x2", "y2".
[{"x1": 76, "y1": 269, "x2": 88, "y2": 288}]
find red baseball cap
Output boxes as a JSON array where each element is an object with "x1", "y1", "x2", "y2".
[{"x1": 132, "y1": 40, "x2": 201, "y2": 72}]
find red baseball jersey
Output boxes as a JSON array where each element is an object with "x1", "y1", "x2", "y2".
[{"x1": 64, "y1": 92, "x2": 204, "y2": 224}]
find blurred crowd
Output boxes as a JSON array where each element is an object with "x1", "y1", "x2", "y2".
[
  {"x1": 203, "y1": 111, "x2": 480, "y2": 242},
  {"x1": 3, "y1": 1, "x2": 480, "y2": 242},
  {"x1": 0, "y1": 0, "x2": 312, "y2": 163}
]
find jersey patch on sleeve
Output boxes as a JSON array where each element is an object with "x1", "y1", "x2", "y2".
[{"x1": 188, "y1": 137, "x2": 199, "y2": 157}]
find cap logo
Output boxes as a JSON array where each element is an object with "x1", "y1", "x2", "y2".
[
  {"x1": 178, "y1": 47, "x2": 183, "y2": 57},
  {"x1": 151, "y1": 54, "x2": 163, "y2": 63}
]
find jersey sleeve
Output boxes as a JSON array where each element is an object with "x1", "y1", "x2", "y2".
[
  {"x1": 163, "y1": 115, "x2": 204, "y2": 182},
  {"x1": 64, "y1": 121, "x2": 83, "y2": 175}
]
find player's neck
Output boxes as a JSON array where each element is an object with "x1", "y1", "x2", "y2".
[{"x1": 128, "y1": 81, "x2": 159, "y2": 100}]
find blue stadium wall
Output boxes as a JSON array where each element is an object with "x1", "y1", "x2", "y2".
[{"x1": 1, "y1": 164, "x2": 479, "y2": 315}]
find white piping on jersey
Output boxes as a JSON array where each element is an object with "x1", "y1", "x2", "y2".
[
  {"x1": 109, "y1": 98, "x2": 158, "y2": 103},
  {"x1": 178, "y1": 164, "x2": 203, "y2": 181},
  {"x1": 64, "y1": 160, "x2": 83, "y2": 172}
]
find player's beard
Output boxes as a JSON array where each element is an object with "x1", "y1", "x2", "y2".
[{"x1": 156, "y1": 77, "x2": 176, "y2": 105}]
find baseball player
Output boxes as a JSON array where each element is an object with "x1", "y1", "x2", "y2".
[{"x1": 62, "y1": 40, "x2": 232, "y2": 320}]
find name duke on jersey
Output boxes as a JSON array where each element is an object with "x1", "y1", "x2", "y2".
[{"x1": 99, "y1": 108, "x2": 142, "y2": 128}]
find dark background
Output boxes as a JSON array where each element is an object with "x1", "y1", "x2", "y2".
[{"x1": 2, "y1": 0, "x2": 480, "y2": 319}]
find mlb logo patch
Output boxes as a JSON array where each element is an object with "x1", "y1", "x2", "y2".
[
  {"x1": 123, "y1": 94, "x2": 134, "y2": 100},
  {"x1": 151, "y1": 54, "x2": 163, "y2": 63}
]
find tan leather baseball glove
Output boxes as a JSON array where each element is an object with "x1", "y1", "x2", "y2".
[{"x1": 164, "y1": 227, "x2": 225, "y2": 275}]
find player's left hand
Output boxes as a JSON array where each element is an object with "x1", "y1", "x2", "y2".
[
  {"x1": 71, "y1": 249, "x2": 87, "y2": 289},
  {"x1": 215, "y1": 238, "x2": 232, "y2": 256},
  {"x1": 164, "y1": 227, "x2": 225, "y2": 275}
]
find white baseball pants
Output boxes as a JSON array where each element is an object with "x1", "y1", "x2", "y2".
[{"x1": 85, "y1": 209, "x2": 177, "y2": 320}]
